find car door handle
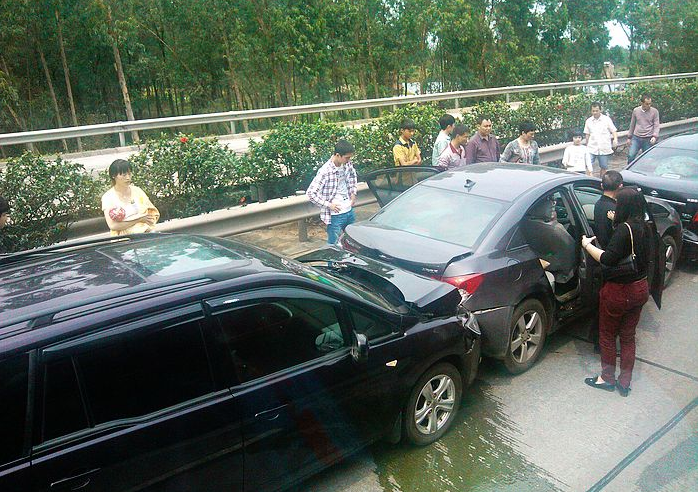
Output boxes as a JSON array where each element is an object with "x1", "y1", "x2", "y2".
[
  {"x1": 255, "y1": 404, "x2": 289, "y2": 421},
  {"x1": 50, "y1": 468, "x2": 100, "y2": 490}
]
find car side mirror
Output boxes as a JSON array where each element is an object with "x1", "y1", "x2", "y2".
[{"x1": 351, "y1": 332, "x2": 369, "y2": 364}]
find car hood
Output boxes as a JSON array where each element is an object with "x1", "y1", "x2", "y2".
[
  {"x1": 340, "y1": 222, "x2": 472, "y2": 277},
  {"x1": 297, "y1": 246, "x2": 464, "y2": 317}
]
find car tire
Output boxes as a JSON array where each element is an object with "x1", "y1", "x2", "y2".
[
  {"x1": 403, "y1": 362, "x2": 462, "y2": 446},
  {"x1": 503, "y1": 299, "x2": 548, "y2": 374},
  {"x1": 662, "y1": 235, "x2": 677, "y2": 286}
]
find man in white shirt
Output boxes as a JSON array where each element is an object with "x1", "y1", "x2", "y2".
[
  {"x1": 583, "y1": 102, "x2": 618, "y2": 178},
  {"x1": 562, "y1": 130, "x2": 592, "y2": 175},
  {"x1": 432, "y1": 114, "x2": 455, "y2": 166}
]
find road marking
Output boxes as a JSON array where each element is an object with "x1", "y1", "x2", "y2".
[
  {"x1": 635, "y1": 356, "x2": 698, "y2": 382},
  {"x1": 586, "y1": 396, "x2": 698, "y2": 492}
]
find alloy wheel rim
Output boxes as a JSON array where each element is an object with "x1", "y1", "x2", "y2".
[
  {"x1": 665, "y1": 243, "x2": 674, "y2": 276},
  {"x1": 414, "y1": 375, "x2": 456, "y2": 435},
  {"x1": 510, "y1": 310, "x2": 543, "y2": 363}
]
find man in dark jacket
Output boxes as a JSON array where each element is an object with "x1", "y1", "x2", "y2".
[{"x1": 594, "y1": 171, "x2": 623, "y2": 248}]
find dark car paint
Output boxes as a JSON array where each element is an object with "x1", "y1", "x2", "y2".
[
  {"x1": 353, "y1": 164, "x2": 671, "y2": 359},
  {"x1": 621, "y1": 132, "x2": 698, "y2": 256},
  {"x1": 0, "y1": 234, "x2": 479, "y2": 492}
]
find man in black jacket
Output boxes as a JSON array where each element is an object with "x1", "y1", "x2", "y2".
[{"x1": 594, "y1": 171, "x2": 623, "y2": 248}]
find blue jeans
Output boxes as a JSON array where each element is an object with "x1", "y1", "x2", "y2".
[
  {"x1": 327, "y1": 209, "x2": 355, "y2": 244},
  {"x1": 628, "y1": 136, "x2": 653, "y2": 164},
  {"x1": 590, "y1": 153, "x2": 610, "y2": 170}
]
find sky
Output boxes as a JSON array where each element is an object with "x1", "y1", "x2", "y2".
[{"x1": 606, "y1": 20, "x2": 630, "y2": 48}]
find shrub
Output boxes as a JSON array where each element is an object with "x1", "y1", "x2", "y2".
[
  {"x1": 127, "y1": 134, "x2": 242, "y2": 219},
  {"x1": 0, "y1": 154, "x2": 100, "y2": 253}
]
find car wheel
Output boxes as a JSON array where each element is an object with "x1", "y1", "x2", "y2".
[
  {"x1": 503, "y1": 299, "x2": 548, "y2": 374},
  {"x1": 404, "y1": 363, "x2": 462, "y2": 446},
  {"x1": 663, "y1": 235, "x2": 677, "y2": 285}
]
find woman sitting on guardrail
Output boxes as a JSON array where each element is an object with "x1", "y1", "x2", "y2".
[{"x1": 101, "y1": 159, "x2": 159, "y2": 236}]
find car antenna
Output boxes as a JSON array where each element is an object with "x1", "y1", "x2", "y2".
[{"x1": 464, "y1": 179, "x2": 475, "y2": 190}]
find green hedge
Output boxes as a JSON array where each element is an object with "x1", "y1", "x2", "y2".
[{"x1": 1, "y1": 81, "x2": 697, "y2": 253}]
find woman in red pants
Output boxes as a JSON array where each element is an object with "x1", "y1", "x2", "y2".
[{"x1": 581, "y1": 187, "x2": 651, "y2": 397}]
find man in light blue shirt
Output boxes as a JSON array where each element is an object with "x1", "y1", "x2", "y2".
[{"x1": 432, "y1": 114, "x2": 455, "y2": 166}]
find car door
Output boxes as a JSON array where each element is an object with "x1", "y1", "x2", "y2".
[
  {"x1": 29, "y1": 305, "x2": 244, "y2": 492},
  {"x1": 205, "y1": 287, "x2": 407, "y2": 492},
  {"x1": 363, "y1": 167, "x2": 441, "y2": 206},
  {"x1": 0, "y1": 353, "x2": 32, "y2": 492}
]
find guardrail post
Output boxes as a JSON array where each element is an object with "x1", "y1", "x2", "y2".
[
  {"x1": 454, "y1": 98, "x2": 459, "y2": 110},
  {"x1": 295, "y1": 191, "x2": 308, "y2": 242},
  {"x1": 506, "y1": 93, "x2": 510, "y2": 104},
  {"x1": 230, "y1": 121, "x2": 236, "y2": 134},
  {"x1": 319, "y1": 112, "x2": 325, "y2": 121},
  {"x1": 392, "y1": 104, "x2": 397, "y2": 111},
  {"x1": 549, "y1": 89, "x2": 554, "y2": 97},
  {"x1": 118, "y1": 132, "x2": 126, "y2": 147}
]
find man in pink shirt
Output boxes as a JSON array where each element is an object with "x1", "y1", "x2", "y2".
[
  {"x1": 627, "y1": 94, "x2": 660, "y2": 164},
  {"x1": 437, "y1": 125, "x2": 469, "y2": 169}
]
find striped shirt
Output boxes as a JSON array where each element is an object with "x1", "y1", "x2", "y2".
[{"x1": 306, "y1": 158, "x2": 358, "y2": 225}]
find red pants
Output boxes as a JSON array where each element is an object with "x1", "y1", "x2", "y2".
[{"x1": 599, "y1": 278, "x2": 649, "y2": 388}]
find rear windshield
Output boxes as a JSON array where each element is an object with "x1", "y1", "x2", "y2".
[
  {"x1": 371, "y1": 185, "x2": 506, "y2": 247},
  {"x1": 630, "y1": 147, "x2": 698, "y2": 181}
]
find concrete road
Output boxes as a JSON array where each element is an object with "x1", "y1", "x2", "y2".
[{"x1": 291, "y1": 261, "x2": 698, "y2": 492}]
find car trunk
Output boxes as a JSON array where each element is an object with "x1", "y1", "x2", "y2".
[
  {"x1": 339, "y1": 222, "x2": 472, "y2": 279},
  {"x1": 297, "y1": 246, "x2": 464, "y2": 318}
]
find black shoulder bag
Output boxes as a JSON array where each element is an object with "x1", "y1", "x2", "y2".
[{"x1": 603, "y1": 223, "x2": 638, "y2": 281}]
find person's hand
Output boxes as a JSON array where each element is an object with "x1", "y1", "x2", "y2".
[
  {"x1": 581, "y1": 235, "x2": 596, "y2": 248},
  {"x1": 330, "y1": 202, "x2": 341, "y2": 213},
  {"x1": 586, "y1": 170, "x2": 592, "y2": 176},
  {"x1": 612, "y1": 137, "x2": 618, "y2": 148},
  {"x1": 650, "y1": 137, "x2": 657, "y2": 145},
  {"x1": 143, "y1": 214, "x2": 157, "y2": 226},
  {"x1": 607, "y1": 210, "x2": 615, "y2": 221}
]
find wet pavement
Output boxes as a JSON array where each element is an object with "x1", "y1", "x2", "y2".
[{"x1": 234, "y1": 151, "x2": 698, "y2": 491}]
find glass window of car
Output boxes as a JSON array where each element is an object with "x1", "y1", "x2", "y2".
[
  {"x1": 213, "y1": 298, "x2": 346, "y2": 384},
  {"x1": 629, "y1": 147, "x2": 698, "y2": 181},
  {"x1": 371, "y1": 185, "x2": 506, "y2": 248},
  {"x1": 349, "y1": 307, "x2": 395, "y2": 341},
  {"x1": 573, "y1": 185, "x2": 603, "y2": 224},
  {"x1": 42, "y1": 358, "x2": 90, "y2": 442},
  {"x1": 0, "y1": 355, "x2": 29, "y2": 463},
  {"x1": 73, "y1": 319, "x2": 215, "y2": 425}
]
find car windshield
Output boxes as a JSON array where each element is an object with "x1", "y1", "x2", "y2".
[
  {"x1": 630, "y1": 147, "x2": 698, "y2": 181},
  {"x1": 371, "y1": 185, "x2": 507, "y2": 247}
]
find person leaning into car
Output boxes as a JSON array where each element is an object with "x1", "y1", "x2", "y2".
[{"x1": 581, "y1": 187, "x2": 651, "y2": 397}]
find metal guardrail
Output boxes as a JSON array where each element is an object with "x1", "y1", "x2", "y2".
[
  {"x1": 2, "y1": 72, "x2": 697, "y2": 147},
  {"x1": 66, "y1": 117, "x2": 698, "y2": 242}
]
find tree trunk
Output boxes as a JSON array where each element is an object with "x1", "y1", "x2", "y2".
[
  {"x1": 38, "y1": 45, "x2": 69, "y2": 152},
  {"x1": 55, "y1": 7, "x2": 82, "y2": 151},
  {"x1": 0, "y1": 57, "x2": 34, "y2": 152}
]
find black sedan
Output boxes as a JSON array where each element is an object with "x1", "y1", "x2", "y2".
[
  {"x1": 338, "y1": 164, "x2": 674, "y2": 373},
  {"x1": 0, "y1": 234, "x2": 479, "y2": 492},
  {"x1": 621, "y1": 130, "x2": 698, "y2": 258}
]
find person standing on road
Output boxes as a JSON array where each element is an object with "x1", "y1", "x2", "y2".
[
  {"x1": 306, "y1": 139, "x2": 358, "y2": 244},
  {"x1": 500, "y1": 121, "x2": 540, "y2": 165},
  {"x1": 432, "y1": 114, "x2": 456, "y2": 166},
  {"x1": 437, "y1": 125, "x2": 469, "y2": 169},
  {"x1": 465, "y1": 116, "x2": 500, "y2": 164},
  {"x1": 562, "y1": 130, "x2": 592, "y2": 175},
  {"x1": 627, "y1": 94, "x2": 660, "y2": 164},
  {"x1": 582, "y1": 187, "x2": 651, "y2": 397},
  {"x1": 101, "y1": 159, "x2": 159, "y2": 237},
  {"x1": 584, "y1": 102, "x2": 618, "y2": 179},
  {"x1": 393, "y1": 119, "x2": 422, "y2": 166}
]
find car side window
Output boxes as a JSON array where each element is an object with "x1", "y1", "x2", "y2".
[
  {"x1": 0, "y1": 355, "x2": 29, "y2": 464},
  {"x1": 573, "y1": 185, "x2": 603, "y2": 225},
  {"x1": 213, "y1": 298, "x2": 346, "y2": 384},
  {"x1": 41, "y1": 318, "x2": 215, "y2": 442},
  {"x1": 349, "y1": 307, "x2": 395, "y2": 340},
  {"x1": 506, "y1": 226, "x2": 528, "y2": 250}
]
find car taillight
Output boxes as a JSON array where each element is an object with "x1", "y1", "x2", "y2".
[
  {"x1": 693, "y1": 211, "x2": 698, "y2": 224},
  {"x1": 439, "y1": 273, "x2": 485, "y2": 294}
]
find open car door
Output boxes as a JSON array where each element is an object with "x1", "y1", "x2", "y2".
[
  {"x1": 646, "y1": 219, "x2": 666, "y2": 309},
  {"x1": 362, "y1": 166, "x2": 441, "y2": 207}
]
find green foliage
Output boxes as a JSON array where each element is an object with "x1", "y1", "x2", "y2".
[
  {"x1": 127, "y1": 134, "x2": 241, "y2": 220},
  {"x1": 0, "y1": 154, "x2": 100, "y2": 253}
]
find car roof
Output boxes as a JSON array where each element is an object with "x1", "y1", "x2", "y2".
[
  {"x1": 654, "y1": 131, "x2": 698, "y2": 151},
  {"x1": 0, "y1": 234, "x2": 295, "y2": 328},
  {"x1": 420, "y1": 163, "x2": 585, "y2": 202}
]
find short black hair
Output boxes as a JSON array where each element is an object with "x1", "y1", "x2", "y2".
[
  {"x1": 640, "y1": 94, "x2": 652, "y2": 103},
  {"x1": 108, "y1": 159, "x2": 133, "y2": 183},
  {"x1": 0, "y1": 195, "x2": 9, "y2": 215},
  {"x1": 400, "y1": 118, "x2": 416, "y2": 130},
  {"x1": 571, "y1": 128, "x2": 584, "y2": 138},
  {"x1": 602, "y1": 170, "x2": 623, "y2": 191},
  {"x1": 453, "y1": 124, "x2": 469, "y2": 138},
  {"x1": 590, "y1": 101, "x2": 602, "y2": 110},
  {"x1": 334, "y1": 139, "x2": 355, "y2": 156},
  {"x1": 475, "y1": 115, "x2": 492, "y2": 125},
  {"x1": 614, "y1": 186, "x2": 646, "y2": 225},
  {"x1": 438, "y1": 114, "x2": 456, "y2": 130},
  {"x1": 519, "y1": 121, "x2": 536, "y2": 134}
]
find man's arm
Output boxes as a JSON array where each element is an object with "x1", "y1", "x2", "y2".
[
  {"x1": 651, "y1": 109, "x2": 660, "y2": 142},
  {"x1": 628, "y1": 109, "x2": 637, "y2": 139},
  {"x1": 306, "y1": 170, "x2": 330, "y2": 208},
  {"x1": 584, "y1": 150, "x2": 592, "y2": 175},
  {"x1": 464, "y1": 139, "x2": 476, "y2": 164}
]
